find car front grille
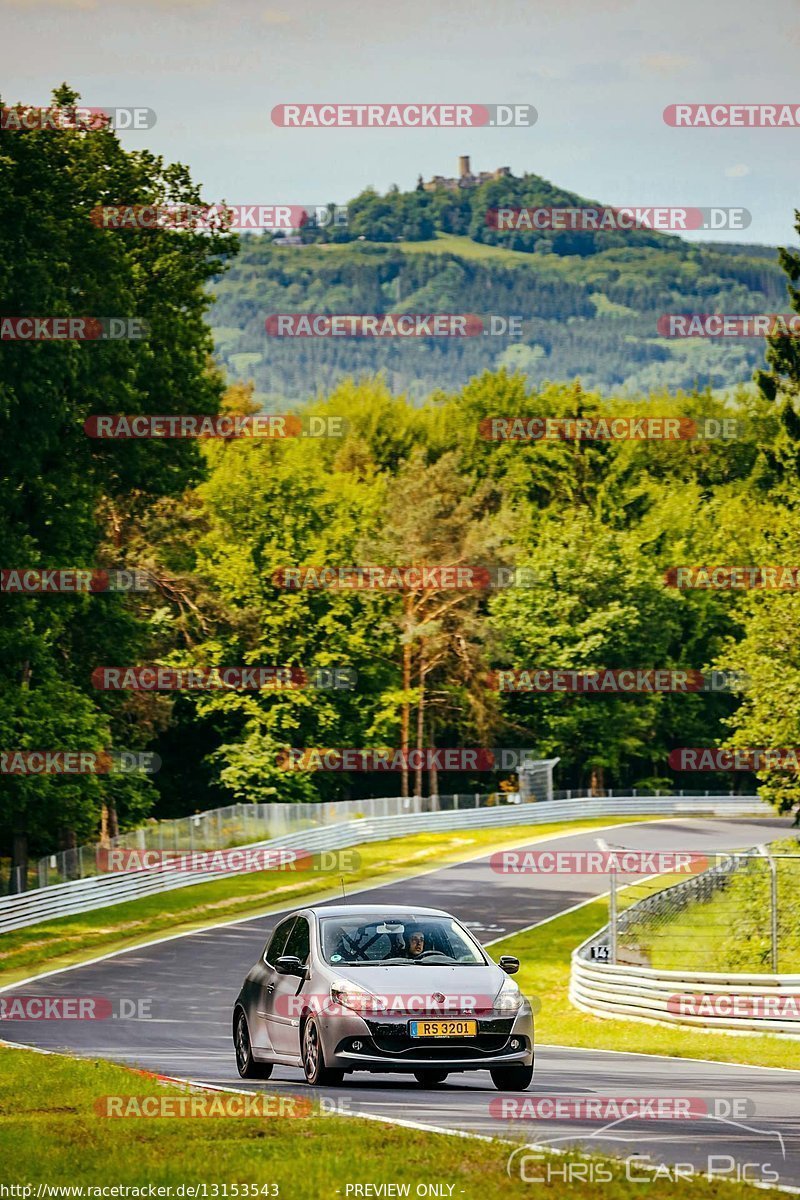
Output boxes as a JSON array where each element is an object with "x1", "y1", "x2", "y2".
[{"x1": 361, "y1": 1017, "x2": 516, "y2": 1057}]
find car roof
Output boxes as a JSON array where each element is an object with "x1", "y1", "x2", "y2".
[{"x1": 305, "y1": 904, "x2": 453, "y2": 918}]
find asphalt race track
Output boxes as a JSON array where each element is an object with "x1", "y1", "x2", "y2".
[{"x1": 3, "y1": 817, "x2": 800, "y2": 1190}]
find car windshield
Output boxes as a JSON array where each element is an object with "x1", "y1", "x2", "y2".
[{"x1": 319, "y1": 916, "x2": 487, "y2": 966}]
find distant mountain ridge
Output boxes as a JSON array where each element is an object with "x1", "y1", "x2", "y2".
[{"x1": 209, "y1": 165, "x2": 790, "y2": 404}]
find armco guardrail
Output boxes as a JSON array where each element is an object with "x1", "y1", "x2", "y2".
[
  {"x1": 571, "y1": 953, "x2": 800, "y2": 1036},
  {"x1": 35, "y1": 781, "x2": 742, "y2": 887},
  {"x1": 1, "y1": 793, "x2": 769, "y2": 934},
  {"x1": 35, "y1": 789, "x2": 560, "y2": 888}
]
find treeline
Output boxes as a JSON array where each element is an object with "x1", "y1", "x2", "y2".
[
  {"x1": 300, "y1": 171, "x2": 790, "y2": 277},
  {"x1": 3, "y1": 87, "x2": 800, "y2": 889},
  {"x1": 302, "y1": 172, "x2": 707, "y2": 255}
]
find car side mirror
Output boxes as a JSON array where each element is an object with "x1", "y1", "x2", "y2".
[
  {"x1": 275, "y1": 955, "x2": 306, "y2": 977},
  {"x1": 498, "y1": 955, "x2": 520, "y2": 975}
]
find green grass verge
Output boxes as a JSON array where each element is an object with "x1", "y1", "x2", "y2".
[
  {"x1": 491, "y1": 893, "x2": 800, "y2": 1071},
  {"x1": 0, "y1": 817, "x2": 652, "y2": 987},
  {"x1": 0, "y1": 1046, "x2": 771, "y2": 1198}
]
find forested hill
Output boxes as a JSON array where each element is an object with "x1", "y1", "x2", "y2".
[{"x1": 209, "y1": 170, "x2": 789, "y2": 405}]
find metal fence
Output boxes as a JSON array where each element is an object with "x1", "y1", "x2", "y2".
[
  {"x1": 0, "y1": 792, "x2": 769, "y2": 934},
  {"x1": 605, "y1": 840, "x2": 800, "y2": 973},
  {"x1": 571, "y1": 836, "x2": 800, "y2": 1036},
  {"x1": 32, "y1": 782, "x2": 751, "y2": 890},
  {"x1": 33, "y1": 791, "x2": 538, "y2": 890}
]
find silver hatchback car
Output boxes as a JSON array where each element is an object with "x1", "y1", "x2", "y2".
[{"x1": 233, "y1": 904, "x2": 534, "y2": 1090}]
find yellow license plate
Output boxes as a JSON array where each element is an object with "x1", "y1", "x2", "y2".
[{"x1": 409, "y1": 1019, "x2": 478, "y2": 1038}]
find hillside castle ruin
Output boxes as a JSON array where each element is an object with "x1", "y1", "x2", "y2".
[{"x1": 419, "y1": 156, "x2": 511, "y2": 192}]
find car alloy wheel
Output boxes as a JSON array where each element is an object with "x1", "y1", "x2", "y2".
[
  {"x1": 301, "y1": 1016, "x2": 344, "y2": 1086},
  {"x1": 234, "y1": 1009, "x2": 273, "y2": 1080}
]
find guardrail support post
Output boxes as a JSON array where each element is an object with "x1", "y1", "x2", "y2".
[
  {"x1": 757, "y1": 843, "x2": 779, "y2": 973},
  {"x1": 769, "y1": 852, "x2": 778, "y2": 973},
  {"x1": 609, "y1": 867, "x2": 618, "y2": 964}
]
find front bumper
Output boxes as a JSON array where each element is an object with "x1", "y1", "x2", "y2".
[{"x1": 321, "y1": 1010, "x2": 535, "y2": 1071}]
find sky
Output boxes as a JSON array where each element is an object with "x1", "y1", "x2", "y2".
[{"x1": 3, "y1": 0, "x2": 800, "y2": 246}]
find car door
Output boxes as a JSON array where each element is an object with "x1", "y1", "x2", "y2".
[
  {"x1": 262, "y1": 914, "x2": 311, "y2": 1056},
  {"x1": 251, "y1": 916, "x2": 297, "y2": 1052}
]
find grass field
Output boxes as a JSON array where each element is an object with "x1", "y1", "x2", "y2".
[
  {"x1": 397, "y1": 231, "x2": 543, "y2": 266},
  {"x1": 0, "y1": 817, "x2": 653, "y2": 986},
  {"x1": 0, "y1": 1046, "x2": 773, "y2": 1199}
]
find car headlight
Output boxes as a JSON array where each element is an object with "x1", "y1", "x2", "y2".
[
  {"x1": 330, "y1": 980, "x2": 386, "y2": 1014},
  {"x1": 493, "y1": 976, "x2": 524, "y2": 1014}
]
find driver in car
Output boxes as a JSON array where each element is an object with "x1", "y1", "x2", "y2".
[{"x1": 405, "y1": 928, "x2": 425, "y2": 959}]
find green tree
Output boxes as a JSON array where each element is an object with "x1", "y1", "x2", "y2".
[
  {"x1": 0, "y1": 84, "x2": 236, "y2": 886},
  {"x1": 721, "y1": 209, "x2": 800, "y2": 812}
]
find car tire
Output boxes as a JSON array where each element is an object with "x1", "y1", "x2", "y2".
[
  {"x1": 234, "y1": 1009, "x2": 273, "y2": 1079},
  {"x1": 490, "y1": 1064, "x2": 533, "y2": 1091},
  {"x1": 413, "y1": 1070, "x2": 449, "y2": 1086},
  {"x1": 301, "y1": 1016, "x2": 344, "y2": 1086}
]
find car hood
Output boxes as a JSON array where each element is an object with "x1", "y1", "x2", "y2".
[{"x1": 328, "y1": 962, "x2": 507, "y2": 1012}]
